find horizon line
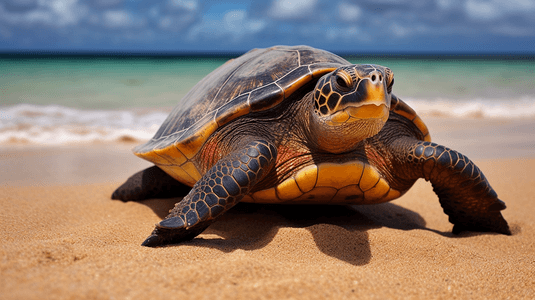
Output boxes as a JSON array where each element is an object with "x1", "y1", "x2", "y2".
[{"x1": 1, "y1": 49, "x2": 534, "y2": 59}]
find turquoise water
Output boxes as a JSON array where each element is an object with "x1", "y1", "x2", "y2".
[
  {"x1": 1, "y1": 54, "x2": 534, "y2": 109},
  {"x1": 347, "y1": 56, "x2": 535, "y2": 101},
  {"x1": 1, "y1": 53, "x2": 534, "y2": 144},
  {"x1": 0, "y1": 55, "x2": 228, "y2": 109}
]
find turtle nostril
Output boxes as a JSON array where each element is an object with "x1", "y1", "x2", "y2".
[{"x1": 370, "y1": 72, "x2": 383, "y2": 84}]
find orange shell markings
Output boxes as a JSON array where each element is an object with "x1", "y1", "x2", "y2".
[
  {"x1": 294, "y1": 164, "x2": 318, "y2": 193},
  {"x1": 315, "y1": 162, "x2": 365, "y2": 189},
  {"x1": 363, "y1": 178, "x2": 390, "y2": 201},
  {"x1": 247, "y1": 161, "x2": 401, "y2": 204},
  {"x1": 175, "y1": 120, "x2": 220, "y2": 160},
  {"x1": 275, "y1": 177, "x2": 303, "y2": 200},
  {"x1": 158, "y1": 165, "x2": 197, "y2": 186}
]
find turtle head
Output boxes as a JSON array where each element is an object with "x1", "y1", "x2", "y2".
[{"x1": 308, "y1": 64, "x2": 394, "y2": 153}]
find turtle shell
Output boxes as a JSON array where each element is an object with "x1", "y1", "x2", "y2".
[
  {"x1": 134, "y1": 45, "x2": 349, "y2": 182},
  {"x1": 134, "y1": 45, "x2": 430, "y2": 186}
]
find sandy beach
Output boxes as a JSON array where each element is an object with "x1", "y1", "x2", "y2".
[{"x1": 1, "y1": 116, "x2": 534, "y2": 299}]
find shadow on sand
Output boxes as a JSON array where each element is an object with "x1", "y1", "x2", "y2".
[{"x1": 138, "y1": 197, "x2": 439, "y2": 266}]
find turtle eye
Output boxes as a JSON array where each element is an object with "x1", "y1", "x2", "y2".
[{"x1": 334, "y1": 72, "x2": 352, "y2": 91}]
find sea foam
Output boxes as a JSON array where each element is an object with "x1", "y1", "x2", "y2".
[
  {"x1": 1, "y1": 99, "x2": 534, "y2": 145},
  {"x1": 0, "y1": 104, "x2": 168, "y2": 145},
  {"x1": 408, "y1": 97, "x2": 535, "y2": 119}
]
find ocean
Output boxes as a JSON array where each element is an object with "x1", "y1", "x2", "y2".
[{"x1": 1, "y1": 53, "x2": 534, "y2": 145}]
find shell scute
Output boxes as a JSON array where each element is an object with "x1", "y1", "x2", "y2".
[
  {"x1": 276, "y1": 66, "x2": 313, "y2": 98},
  {"x1": 309, "y1": 63, "x2": 339, "y2": 78},
  {"x1": 249, "y1": 83, "x2": 285, "y2": 112},
  {"x1": 174, "y1": 110, "x2": 218, "y2": 160},
  {"x1": 215, "y1": 94, "x2": 250, "y2": 127},
  {"x1": 298, "y1": 47, "x2": 348, "y2": 66},
  {"x1": 154, "y1": 137, "x2": 187, "y2": 166}
]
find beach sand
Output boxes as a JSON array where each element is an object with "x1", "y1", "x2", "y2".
[{"x1": 1, "y1": 117, "x2": 534, "y2": 299}]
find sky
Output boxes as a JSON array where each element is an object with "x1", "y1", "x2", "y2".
[{"x1": 0, "y1": 0, "x2": 534, "y2": 54}]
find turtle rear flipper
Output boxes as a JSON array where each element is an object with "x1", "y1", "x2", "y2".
[{"x1": 112, "y1": 166, "x2": 191, "y2": 201}]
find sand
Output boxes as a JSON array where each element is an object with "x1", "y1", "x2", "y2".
[{"x1": 1, "y1": 117, "x2": 534, "y2": 299}]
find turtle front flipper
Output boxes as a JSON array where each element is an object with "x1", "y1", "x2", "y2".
[
  {"x1": 112, "y1": 166, "x2": 191, "y2": 201},
  {"x1": 141, "y1": 140, "x2": 277, "y2": 247},
  {"x1": 398, "y1": 139, "x2": 510, "y2": 235}
]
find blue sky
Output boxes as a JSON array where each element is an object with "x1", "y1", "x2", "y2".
[{"x1": 0, "y1": 0, "x2": 534, "y2": 53}]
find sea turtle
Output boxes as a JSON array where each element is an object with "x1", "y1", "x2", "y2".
[{"x1": 112, "y1": 45, "x2": 510, "y2": 247}]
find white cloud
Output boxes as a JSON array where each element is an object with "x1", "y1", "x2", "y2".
[
  {"x1": 103, "y1": 10, "x2": 134, "y2": 28},
  {"x1": 325, "y1": 25, "x2": 370, "y2": 43},
  {"x1": 268, "y1": 0, "x2": 317, "y2": 20},
  {"x1": 338, "y1": 2, "x2": 362, "y2": 22},
  {"x1": 157, "y1": 13, "x2": 195, "y2": 31},
  {"x1": 158, "y1": 16, "x2": 172, "y2": 29},
  {"x1": 506, "y1": 0, "x2": 535, "y2": 12},
  {"x1": 465, "y1": 0, "x2": 500, "y2": 21},
  {"x1": 225, "y1": 10, "x2": 266, "y2": 35},
  {"x1": 465, "y1": 0, "x2": 535, "y2": 22},
  {"x1": 390, "y1": 23, "x2": 410, "y2": 37},
  {"x1": 248, "y1": 20, "x2": 266, "y2": 33},
  {"x1": 44, "y1": 0, "x2": 86, "y2": 26},
  {"x1": 90, "y1": 0, "x2": 123, "y2": 8},
  {"x1": 389, "y1": 22, "x2": 431, "y2": 38},
  {"x1": 147, "y1": 1, "x2": 199, "y2": 32},
  {"x1": 436, "y1": 0, "x2": 460, "y2": 10},
  {"x1": 167, "y1": 0, "x2": 197, "y2": 12},
  {"x1": 0, "y1": 0, "x2": 533, "y2": 51},
  {"x1": 25, "y1": 9, "x2": 52, "y2": 24},
  {"x1": 187, "y1": 9, "x2": 266, "y2": 43},
  {"x1": 148, "y1": 6, "x2": 159, "y2": 18},
  {"x1": 382, "y1": 0, "x2": 410, "y2": 2},
  {"x1": 223, "y1": 10, "x2": 246, "y2": 32},
  {"x1": 0, "y1": 0, "x2": 86, "y2": 27}
]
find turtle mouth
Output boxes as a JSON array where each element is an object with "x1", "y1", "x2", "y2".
[{"x1": 327, "y1": 103, "x2": 389, "y2": 125}]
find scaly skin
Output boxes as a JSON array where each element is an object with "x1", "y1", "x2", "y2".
[{"x1": 407, "y1": 140, "x2": 509, "y2": 234}]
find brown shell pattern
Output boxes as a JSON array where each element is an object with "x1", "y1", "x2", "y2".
[{"x1": 134, "y1": 45, "x2": 348, "y2": 159}]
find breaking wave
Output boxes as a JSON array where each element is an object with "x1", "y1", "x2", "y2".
[
  {"x1": 406, "y1": 96, "x2": 535, "y2": 119},
  {"x1": 0, "y1": 104, "x2": 169, "y2": 145},
  {"x1": 1, "y1": 99, "x2": 534, "y2": 145}
]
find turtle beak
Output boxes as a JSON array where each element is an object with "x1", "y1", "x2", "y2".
[
  {"x1": 342, "y1": 67, "x2": 390, "y2": 123},
  {"x1": 328, "y1": 68, "x2": 390, "y2": 125},
  {"x1": 356, "y1": 69, "x2": 390, "y2": 108}
]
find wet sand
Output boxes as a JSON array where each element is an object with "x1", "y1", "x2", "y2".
[{"x1": 1, "y1": 117, "x2": 534, "y2": 299}]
